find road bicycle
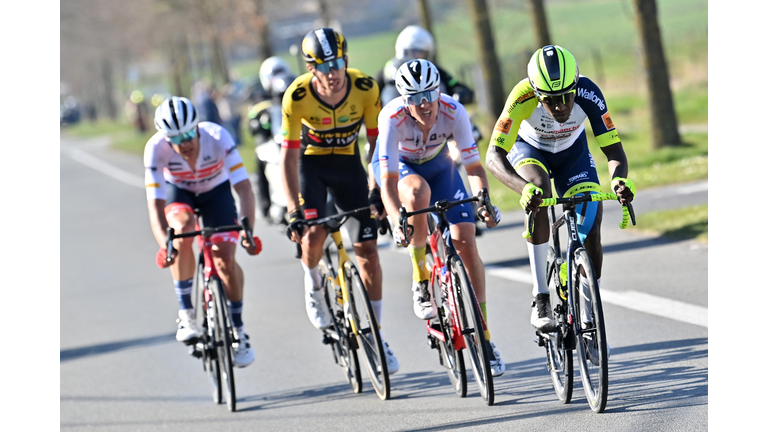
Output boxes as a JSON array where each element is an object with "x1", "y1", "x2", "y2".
[
  {"x1": 164, "y1": 215, "x2": 254, "y2": 413},
  {"x1": 398, "y1": 188, "x2": 495, "y2": 406},
  {"x1": 296, "y1": 206, "x2": 390, "y2": 400},
  {"x1": 525, "y1": 192, "x2": 635, "y2": 413}
]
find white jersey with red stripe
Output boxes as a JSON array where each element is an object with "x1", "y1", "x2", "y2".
[
  {"x1": 376, "y1": 94, "x2": 480, "y2": 177},
  {"x1": 143, "y1": 121, "x2": 249, "y2": 200}
]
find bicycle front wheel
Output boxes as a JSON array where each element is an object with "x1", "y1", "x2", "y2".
[
  {"x1": 319, "y1": 258, "x2": 362, "y2": 394},
  {"x1": 545, "y1": 246, "x2": 573, "y2": 404},
  {"x1": 211, "y1": 276, "x2": 237, "y2": 412},
  {"x1": 198, "y1": 264, "x2": 221, "y2": 404},
  {"x1": 345, "y1": 262, "x2": 390, "y2": 400},
  {"x1": 572, "y1": 248, "x2": 608, "y2": 413},
  {"x1": 427, "y1": 252, "x2": 466, "y2": 397},
  {"x1": 450, "y1": 256, "x2": 494, "y2": 406}
]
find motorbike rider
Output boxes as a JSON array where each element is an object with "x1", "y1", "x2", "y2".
[
  {"x1": 374, "y1": 25, "x2": 474, "y2": 106},
  {"x1": 247, "y1": 57, "x2": 297, "y2": 223}
]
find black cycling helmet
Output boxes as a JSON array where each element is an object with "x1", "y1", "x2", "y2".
[{"x1": 301, "y1": 28, "x2": 347, "y2": 64}]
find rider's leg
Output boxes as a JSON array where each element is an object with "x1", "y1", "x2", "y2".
[
  {"x1": 398, "y1": 174, "x2": 431, "y2": 283},
  {"x1": 166, "y1": 205, "x2": 197, "y2": 309}
]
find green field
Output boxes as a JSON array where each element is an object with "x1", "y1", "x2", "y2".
[{"x1": 62, "y1": 0, "x2": 707, "y2": 242}]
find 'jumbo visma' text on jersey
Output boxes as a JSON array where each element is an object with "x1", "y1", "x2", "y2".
[
  {"x1": 281, "y1": 68, "x2": 380, "y2": 160},
  {"x1": 143, "y1": 122, "x2": 249, "y2": 200},
  {"x1": 490, "y1": 76, "x2": 621, "y2": 154},
  {"x1": 377, "y1": 94, "x2": 480, "y2": 178}
]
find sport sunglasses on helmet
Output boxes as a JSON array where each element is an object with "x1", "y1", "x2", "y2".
[
  {"x1": 314, "y1": 57, "x2": 346, "y2": 73},
  {"x1": 405, "y1": 87, "x2": 440, "y2": 106},
  {"x1": 167, "y1": 128, "x2": 197, "y2": 145}
]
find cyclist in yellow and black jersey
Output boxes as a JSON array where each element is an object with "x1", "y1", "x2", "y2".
[{"x1": 281, "y1": 27, "x2": 399, "y2": 374}]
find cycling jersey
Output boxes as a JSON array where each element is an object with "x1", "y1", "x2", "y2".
[
  {"x1": 489, "y1": 76, "x2": 621, "y2": 154},
  {"x1": 144, "y1": 122, "x2": 249, "y2": 200},
  {"x1": 376, "y1": 94, "x2": 480, "y2": 178},
  {"x1": 281, "y1": 68, "x2": 380, "y2": 161}
]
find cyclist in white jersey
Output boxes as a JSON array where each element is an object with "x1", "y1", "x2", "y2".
[
  {"x1": 372, "y1": 59, "x2": 505, "y2": 377},
  {"x1": 144, "y1": 96, "x2": 261, "y2": 368}
]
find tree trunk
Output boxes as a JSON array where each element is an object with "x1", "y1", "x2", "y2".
[
  {"x1": 101, "y1": 58, "x2": 117, "y2": 120},
  {"x1": 253, "y1": 0, "x2": 272, "y2": 60},
  {"x1": 528, "y1": 0, "x2": 551, "y2": 47},
  {"x1": 211, "y1": 33, "x2": 230, "y2": 86},
  {"x1": 466, "y1": 0, "x2": 505, "y2": 122},
  {"x1": 416, "y1": 0, "x2": 436, "y2": 63},
  {"x1": 318, "y1": 0, "x2": 332, "y2": 27},
  {"x1": 632, "y1": 0, "x2": 681, "y2": 148}
]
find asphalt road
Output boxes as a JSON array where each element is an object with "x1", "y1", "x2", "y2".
[{"x1": 60, "y1": 135, "x2": 708, "y2": 431}]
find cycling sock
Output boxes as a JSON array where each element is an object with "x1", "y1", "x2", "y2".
[
  {"x1": 370, "y1": 299, "x2": 383, "y2": 325},
  {"x1": 480, "y1": 301, "x2": 491, "y2": 341},
  {"x1": 227, "y1": 299, "x2": 243, "y2": 329},
  {"x1": 174, "y1": 278, "x2": 194, "y2": 310},
  {"x1": 527, "y1": 242, "x2": 549, "y2": 296},
  {"x1": 301, "y1": 261, "x2": 322, "y2": 291},
  {"x1": 408, "y1": 245, "x2": 430, "y2": 281}
]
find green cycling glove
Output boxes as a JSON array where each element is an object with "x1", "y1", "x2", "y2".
[{"x1": 519, "y1": 183, "x2": 543, "y2": 210}]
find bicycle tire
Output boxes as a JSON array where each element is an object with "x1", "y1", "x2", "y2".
[
  {"x1": 344, "y1": 262, "x2": 390, "y2": 400},
  {"x1": 427, "y1": 251, "x2": 466, "y2": 397},
  {"x1": 319, "y1": 258, "x2": 362, "y2": 394},
  {"x1": 198, "y1": 264, "x2": 222, "y2": 405},
  {"x1": 450, "y1": 256, "x2": 494, "y2": 406},
  {"x1": 211, "y1": 276, "x2": 237, "y2": 412},
  {"x1": 572, "y1": 248, "x2": 608, "y2": 413},
  {"x1": 545, "y1": 246, "x2": 573, "y2": 404}
]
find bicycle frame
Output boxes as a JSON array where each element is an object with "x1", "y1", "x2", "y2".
[{"x1": 322, "y1": 228, "x2": 358, "y2": 335}]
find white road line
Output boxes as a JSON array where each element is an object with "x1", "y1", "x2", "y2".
[
  {"x1": 64, "y1": 146, "x2": 144, "y2": 188},
  {"x1": 486, "y1": 265, "x2": 707, "y2": 328}
]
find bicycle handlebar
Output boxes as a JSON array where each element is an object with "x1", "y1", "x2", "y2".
[
  {"x1": 292, "y1": 206, "x2": 376, "y2": 259},
  {"x1": 523, "y1": 192, "x2": 636, "y2": 239},
  {"x1": 398, "y1": 188, "x2": 492, "y2": 245},
  {"x1": 164, "y1": 216, "x2": 253, "y2": 264}
]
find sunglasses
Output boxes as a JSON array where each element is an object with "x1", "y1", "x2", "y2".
[
  {"x1": 167, "y1": 128, "x2": 197, "y2": 145},
  {"x1": 405, "y1": 87, "x2": 440, "y2": 106},
  {"x1": 537, "y1": 91, "x2": 575, "y2": 106},
  {"x1": 314, "y1": 57, "x2": 346, "y2": 74}
]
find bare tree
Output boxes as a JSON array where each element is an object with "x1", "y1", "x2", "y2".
[
  {"x1": 527, "y1": 0, "x2": 551, "y2": 47},
  {"x1": 632, "y1": 0, "x2": 681, "y2": 148},
  {"x1": 466, "y1": 0, "x2": 505, "y2": 121},
  {"x1": 252, "y1": 0, "x2": 273, "y2": 60}
]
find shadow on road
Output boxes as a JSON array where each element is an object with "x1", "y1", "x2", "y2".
[{"x1": 60, "y1": 333, "x2": 176, "y2": 362}]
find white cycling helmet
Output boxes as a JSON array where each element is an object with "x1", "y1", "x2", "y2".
[
  {"x1": 154, "y1": 96, "x2": 199, "y2": 136},
  {"x1": 395, "y1": 25, "x2": 435, "y2": 61},
  {"x1": 259, "y1": 56, "x2": 291, "y2": 93},
  {"x1": 394, "y1": 59, "x2": 441, "y2": 95}
]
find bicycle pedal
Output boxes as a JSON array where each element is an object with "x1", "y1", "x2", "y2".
[
  {"x1": 534, "y1": 333, "x2": 546, "y2": 347},
  {"x1": 187, "y1": 345, "x2": 203, "y2": 359}
]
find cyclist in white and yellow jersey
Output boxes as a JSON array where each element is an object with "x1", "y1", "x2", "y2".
[
  {"x1": 144, "y1": 96, "x2": 261, "y2": 368},
  {"x1": 485, "y1": 46, "x2": 635, "y2": 332}
]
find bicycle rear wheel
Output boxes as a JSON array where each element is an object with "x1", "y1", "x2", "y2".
[
  {"x1": 427, "y1": 252, "x2": 466, "y2": 397},
  {"x1": 450, "y1": 256, "x2": 494, "y2": 406},
  {"x1": 211, "y1": 276, "x2": 237, "y2": 412},
  {"x1": 345, "y1": 262, "x2": 390, "y2": 400},
  {"x1": 319, "y1": 259, "x2": 362, "y2": 394},
  {"x1": 572, "y1": 248, "x2": 608, "y2": 413},
  {"x1": 545, "y1": 246, "x2": 573, "y2": 404}
]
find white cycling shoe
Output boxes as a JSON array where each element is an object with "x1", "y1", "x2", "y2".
[
  {"x1": 412, "y1": 280, "x2": 436, "y2": 320},
  {"x1": 306, "y1": 288, "x2": 332, "y2": 330},
  {"x1": 176, "y1": 309, "x2": 201, "y2": 344},
  {"x1": 233, "y1": 327, "x2": 255, "y2": 368}
]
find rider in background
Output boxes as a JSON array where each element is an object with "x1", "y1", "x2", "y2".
[
  {"x1": 375, "y1": 25, "x2": 474, "y2": 106},
  {"x1": 248, "y1": 56, "x2": 297, "y2": 146},
  {"x1": 144, "y1": 96, "x2": 262, "y2": 368},
  {"x1": 280, "y1": 27, "x2": 399, "y2": 374},
  {"x1": 485, "y1": 45, "x2": 635, "y2": 335},
  {"x1": 373, "y1": 59, "x2": 505, "y2": 377}
]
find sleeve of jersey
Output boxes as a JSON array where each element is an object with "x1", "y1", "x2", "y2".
[
  {"x1": 143, "y1": 141, "x2": 166, "y2": 201},
  {"x1": 452, "y1": 103, "x2": 481, "y2": 168},
  {"x1": 217, "y1": 129, "x2": 249, "y2": 185},
  {"x1": 376, "y1": 113, "x2": 399, "y2": 179},
  {"x1": 281, "y1": 92, "x2": 302, "y2": 149},
  {"x1": 364, "y1": 80, "x2": 381, "y2": 139},
  {"x1": 488, "y1": 80, "x2": 536, "y2": 152},
  {"x1": 578, "y1": 78, "x2": 622, "y2": 147}
]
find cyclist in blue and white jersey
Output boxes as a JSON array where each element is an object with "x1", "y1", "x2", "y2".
[
  {"x1": 373, "y1": 59, "x2": 505, "y2": 377},
  {"x1": 144, "y1": 96, "x2": 261, "y2": 368},
  {"x1": 485, "y1": 45, "x2": 636, "y2": 333}
]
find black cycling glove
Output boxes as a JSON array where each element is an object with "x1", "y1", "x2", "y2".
[
  {"x1": 285, "y1": 210, "x2": 305, "y2": 240},
  {"x1": 368, "y1": 188, "x2": 384, "y2": 215}
]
